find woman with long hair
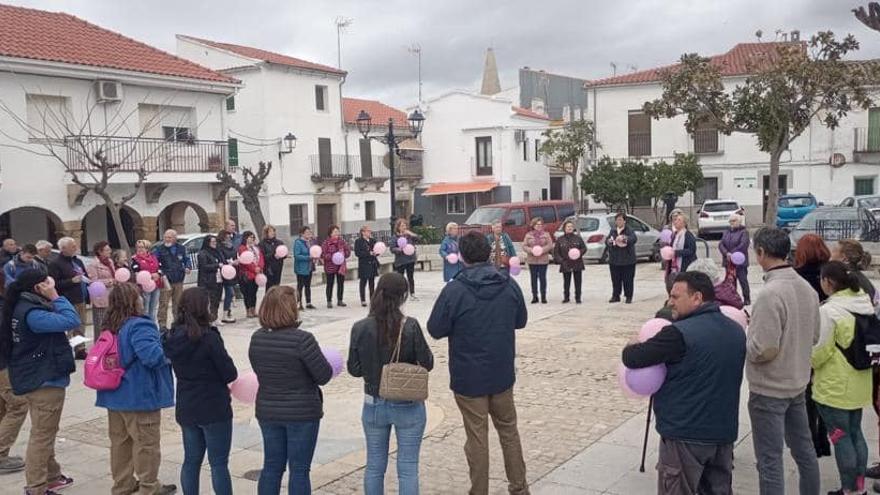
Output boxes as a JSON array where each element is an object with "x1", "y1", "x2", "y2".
[
  {"x1": 216, "y1": 230, "x2": 238, "y2": 324},
  {"x1": 391, "y1": 218, "x2": 420, "y2": 299},
  {"x1": 523, "y1": 217, "x2": 552, "y2": 304},
  {"x1": 197, "y1": 235, "x2": 224, "y2": 325},
  {"x1": 237, "y1": 231, "x2": 265, "y2": 318},
  {"x1": 293, "y1": 226, "x2": 316, "y2": 310},
  {"x1": 348, "y1": 273, "x2": 434, "y2": 494},
  {"x1": 553, "y1": 219, "x2": 587, "y2": 304},
  {"x1": 1, "y1": 268, "x2": 78, "y2": 494},
  {"x1": 163, "y1": 287, "x2": 237, "y2": 495},
  {"x1": 95, "y1": 283, "x2": 176, "y2": 495},
  {"x1": 132, "y1": 239, "x2": 163, "y2": 323},
  {"x1": 86, "y1": 240, "x2": 116, "y2": 337},
  {"x1": 354, "y1": 226, "x2": 379, "y2": 307},
  {"x1": 249, "y1": 286, "x2": 332, "y2": 494},
  {"x1": 321, "y1": 225, "x2": 351, "y2": 308},
  {"x1": 259, "y1": 225, "x2": 286, "y2": 290},
  {"x1": 439, "y1": 222, "x2": 461, "y2": 282},
  {"x1": 832, "y1": 239, "x2": 876, "y2": 305},
  {"x1": 607, "y1": 212, "x2": 638, "y2": 304}
]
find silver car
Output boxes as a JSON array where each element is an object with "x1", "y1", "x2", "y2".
[{"x1": 554, "y1": 214, "x2": 661, "y2": 263}]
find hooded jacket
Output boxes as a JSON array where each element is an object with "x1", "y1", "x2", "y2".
[
  {"x1": 812, "y1": 289, "x2": 875, "y2": 410},
  {"x1": 4, "y1": 254, "x2": 40, "y2": 287},
  {"x1": 162, "y1": 324, "x2": 238, "y2": 426},
  {"x1": 427, "y1": 263, "x2": 528, "y2": 397}
]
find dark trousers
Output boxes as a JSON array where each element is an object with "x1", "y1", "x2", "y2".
[
  {"x1": 359, "y1": 277, "x2": 376, "y2": 303},
  {"x1": 529, "y1": 264, "x2": 548, "y2": 300},
  {"x1": 258, "y1": 420, "x2": 320, "y2": 495},
  {"x1": 562, "y1": 271, "x2": 583, "y2": 301},
  {"x1": 296, "y1": 274, "x2": 312, "y2": 304},
  {"x1": 734, "y1": 264, "x2": 751, "y2": 303},
  {"x1": 816, "y1": 404, "x2": 868, "y2": 491},
  {"x1": 805, "y1": 379, "x2": 830, "y2": 455},
  {"x1": 240, "y1": 280, "x2": 258, "y2": 310},
  {"x1": 657, "y1": 437, "x2": 733, "y2": 495},
  {"x1": 181, "y1": 420, "x2": 233, "y2": 495},
  {"x1": 266, "y1": 270, "x2": 282, "y2": 290},
  {"x1": 326, "y1": 273, "x2": 345, "y2": 303},
  {"x1": 201, "y1": 284, "x2": 221, "y2": 322},
  {"x1": 609, "y1": 264, "x2": 636, "y2": 300},
  {"x1": 395, "y1": 263, "x2": 416, "y2": 295}
]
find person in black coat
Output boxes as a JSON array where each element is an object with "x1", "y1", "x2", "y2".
[
  {"x1": 607, "y1": 212, "x2": 638, "y2": 304},
  {"x1": 162, "y1": 287, "x2": 237, "y2": 495},
  {"x1": 552, "y1": 220, "x2": 587, "y2": 304},
  {"x1": 354, "y1": 226, "x2": 380, "y2": 307},
  {"x1": 196, "y1": 235, "x2": 224, "y2": 324},
  {"x1": 248, "y1": 286, "x2": 332, "y2": 494},
  {"x1": 258, "y1": 225, "x2": 285, "y2": 290}
]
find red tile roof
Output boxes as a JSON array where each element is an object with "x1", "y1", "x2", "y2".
[
  {"x1": 512, "y1": 106, "x2": 552, "y2": 121},
  {"x1": 343, "y1": 97, "x2": 408, "y2": 128},
  {"x1": 181, "y1": 35, "x2": 346, "y2": 76},
  {"x1": 0, "y1": 4, "x2": 236, "y2": 83},
  {"x1": 590, "y1": 42, "x2": 801, "y2": 87}
]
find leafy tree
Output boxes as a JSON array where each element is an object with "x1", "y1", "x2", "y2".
[
  {"x1": 216, "y1": 162, "x2": 271, "y2": 234},
  {"x1": 539, "y1": 119, "x2": 598, "y2": 207},
  {"x1": 646, "y1": 153, "x2": 703, "y2": 225},
  {"x1": 643, "y1": 32, "x2": 877, "y2": 224},
  {"x1": 580, "y1": 156, "x2": 650, "y2": 213}
]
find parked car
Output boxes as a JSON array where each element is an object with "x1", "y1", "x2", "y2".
[
  {"x1": 697, "y1": 200, "x2": 744, "y2": 238},
  {"x1": 152, "y1": 233, "x2": 209, "y2": 285},
  {"x1": 777, "y1": 193, "x2": 818, "y2": 230},
  {"x1": 553, "y1": 213, "x2": 661, "y2": 263},
  {"x1": 839, "y1": 195, "x2": 880, "y2": 217},
  {"x1": 460, "y1": 200, "x2": 576, "y2": 242},
  {"x1": 789, "y1": 206, "x2": 880, "y2": 249}
]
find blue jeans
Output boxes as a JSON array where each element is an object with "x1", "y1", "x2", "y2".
[
  {"x1": 258, "y1": 419, "x2": 320, "y2": 495},
  {"x1": 142, "y1": 289, "x2": 160, "y2": 322},
  {"x1": 362, "y1": 396, "x2": 426, "y2": 495},
  {"x1": 529, "y1": 264, "x2": 548, "y2": 300},
  {"x1": 223, "y1": 284, "x2": 234, "y2": 312},
  {"x1": 180, "y1": 420, "x2": 233, "y2": 495}
]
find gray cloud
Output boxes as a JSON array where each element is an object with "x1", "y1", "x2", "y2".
[{"x1": 8, "y1": 0, "x2": 880, "y2": 108}]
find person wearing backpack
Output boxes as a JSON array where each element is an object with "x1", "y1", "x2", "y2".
[
  {"x1": 163, "y1": 287, "x2": 237, "y2": 495},
  {"x1": 813, "y1": 261, "x2": 875, "y2": 495},
  {"x1": 94, "y1": 283, "x2": 176, "y2": 495}
]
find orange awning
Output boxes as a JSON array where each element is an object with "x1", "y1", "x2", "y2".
[{"x1": 422, "y1": 181, "x2": 499, "y2": 196}]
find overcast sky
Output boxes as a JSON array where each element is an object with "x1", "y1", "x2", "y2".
[{"x1": 8, "y1": 0, "x2": 880, "y2": 108}]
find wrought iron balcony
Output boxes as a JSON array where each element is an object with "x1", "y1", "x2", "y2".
[
  {"x1": 64, "y1": 135, "x2": 229, "y2": 173},
  {"x1": 854, "y1": 127, "x2": 880, "y2": 153}
]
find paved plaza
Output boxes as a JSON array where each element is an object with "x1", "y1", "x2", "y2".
[{"x1": 0, "y1": 254, "x2": 871, "y2": 494}]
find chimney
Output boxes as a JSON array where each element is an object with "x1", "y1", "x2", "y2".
[
  {"x1": 790, "y1": 30, "x2": 800, "y2": 42},
  {"x1": 480, "y1": 48, "x2": 501, "y2": 96}
]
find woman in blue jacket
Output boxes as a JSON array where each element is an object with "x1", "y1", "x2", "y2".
[
  {"x1": 1, "y1": 268, "x2": 78, "y2": 495},
  {"x1": 439, "y1": 222, "x2": 461, "y2": 282},
  {"x1": 96, "y1": 283, "x2": 176, "y2": 495},
  {"x1": 293, "y1": 226, "x2": 316, "y2": 310},
  {"x1": 487, "y1": 220, "x2": 516, "y2": 273}
]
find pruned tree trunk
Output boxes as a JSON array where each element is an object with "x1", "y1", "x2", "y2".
[
  {"x1": 241, "y1": 194, "x2": 266, "y2": 235},
  {"x1": 765, "y1": 148, "x2": 784, "y2": 226},
  {"x1": 569, "y1": 166, "x2": 580, "y2": 209}
]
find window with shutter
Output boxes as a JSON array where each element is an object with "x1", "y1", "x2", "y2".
[
  {"x1": 227, "y1": 138, "x2": 239, "y2": 168},
  {"x1": 226, "y1": 96, "x2": 235, "y2": 111},
  {"x1": 628, "y1": 112, "x2": 651, "y2": 157}
]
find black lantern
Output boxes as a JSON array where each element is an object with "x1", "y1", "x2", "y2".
[
  {"x1": 356, "y1": 110, "x2": 372, "y2": 138},
  {"x1": 283, "y1": 132, "x2": 297, "y2": 153},
  {"x1": 407, "y1": 109, "x2": 425, "y2": 138}
]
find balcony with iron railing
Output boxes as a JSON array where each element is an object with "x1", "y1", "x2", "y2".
[
  {"x1": 65, "y1": 135, "x2": 229, "y2": 175},
  {"x1": 470, "y1": 156, "x2": 494, "y2": 177},
  {"x1": 693, "y1": 128, "x2": 723, "y2": 155},
  {"x1": 854, "y1": 127, "x2": 880, "y2": 153},
  {"x1": 628, "y1": 131, "x2": 652, "y2": 157}
]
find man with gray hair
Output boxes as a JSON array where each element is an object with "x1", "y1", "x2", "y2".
[
  {"x1": 48, "y1": 237, "x2": 88, "y2": 358},
  {"x1": 34, "y1": 240, "x2": 54, "y2": 272},
  {"x1": 152, "y1": 229, "x2": 191, "y2": 329}
]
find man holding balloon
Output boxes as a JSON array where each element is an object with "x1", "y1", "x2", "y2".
[{"x1": 622, "y1": 272, "x2": 746, "y2": 494}]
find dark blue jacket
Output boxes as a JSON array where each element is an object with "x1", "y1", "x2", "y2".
[
  {"x1": 439, "y1": 235, "x2": 461, "y2": 282},
  {"x1": 4, "y1": 255, "x2": 40, "y2": 287},
  {"x1": 427, "y1": 263, "x2": 528, "y2": 397},
  {"x1": 653, "y1": 303, "x2": 745, "y2": 444},
  {"x1": 8, "y1": 295, "x2": 78, "y2": 394},
  {"x1": 152, "y1": 243, "x2": 191, "y2": 284},
  {"x1": 96, "y1": 316, "x2": 174, "y2": 411}
]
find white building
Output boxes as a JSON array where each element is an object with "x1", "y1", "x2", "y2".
[
  {"x1": 177, "y1": 36, "x2": 420, "y2": 240},
  {"x1": 587, "y1": 41, "x2": 880, "y2": 225},
  {"x1": 0, "y1": 4, "x2": 238, "y2": 252}
]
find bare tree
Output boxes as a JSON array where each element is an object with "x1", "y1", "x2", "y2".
[{"x1": 216, "y1": 161, "x2": 271, "y2": 234}]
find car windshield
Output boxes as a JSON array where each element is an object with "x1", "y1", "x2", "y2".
[
  {"x1": 702, "y1": 202, "x2": 739, "y2": 213},
  {"x1": 797, "y1": 209, "x2": 861, "y2": 229},
  {"x1": 571, "y1": 217, "x2": 600, "y2": 232},
  {"x1": 779, "y1": 196, "x2": 815, "y2": 208},
  {"x1": 858, "y1": 197, "x2": 880, "y2": 209},
  {"x1": 465, "y1": 207, "x2": 506, "y2": 225}
]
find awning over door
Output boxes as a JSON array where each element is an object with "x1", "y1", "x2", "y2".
[{"x1": 422, "y1": 181, "x2": 499, "y2": 196}]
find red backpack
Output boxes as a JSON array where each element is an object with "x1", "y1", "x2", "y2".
[{"x1": 83, "y1": 329, "x2": 125, "y2": 391}]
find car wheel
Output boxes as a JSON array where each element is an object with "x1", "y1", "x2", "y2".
[{"x1": 650, "y1": 243, "x2": 661, "y2": 262}]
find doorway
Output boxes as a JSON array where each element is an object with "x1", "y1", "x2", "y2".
[
  {"x1": 762, "y1": 174, "x2": 788, "y2": 219},
  {"x1": 316, "y1": 204, "x2": 336, "y2": 241},
  {"x1": 550, "y1": 177, "x2": 564, "y2": 200}
]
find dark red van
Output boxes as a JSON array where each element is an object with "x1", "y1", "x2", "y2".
[{"x1": 459, "y1": 200, "x2": 576, "y2": 242}]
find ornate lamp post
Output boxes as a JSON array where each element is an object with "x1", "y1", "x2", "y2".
[{"x1": 356, "y1": 109, "x2": 425, "y2": 230}]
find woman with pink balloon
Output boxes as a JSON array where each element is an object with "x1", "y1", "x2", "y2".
[
  {"x1": 354, "y1": 225, "x2": 381, "y2": 307},
  {"x1": 663, "y1": 213, "x2": 697, "y2": 293},
  {"x1": 321, "y1": 225, "x2": 351, "y2": 308},
  {"x1": 197, "y1": 235, "x2": 225, "y2": 325},
  {"x1": 293, "y1": 226, "x2": 317, "y2": 310},
  {"x1": 391, "y1": 218, "x2": 421, "y2": 299},
  {"x1": 86, "y1": 241, "x2": 117, "y2": 338},
  {"x1": 552, "y1": 219, "x2": 587, "y2": 304},
  {"x1": 719, "y1": 213, "x2": 751, "y2": 305},
  {"x1": 523, "y1": 217, "x2": 553, "y2": 304},
  {"x1": 607, "y1": 212, "x2": 638, "y2": 304},
  {"x1": 237, "y1": 231, "x2": 265, "y2": 319},
  {"x1": 439, "y1": 222, "x2": 462, "y2": 282},
  {"x1": 487, "y1": 220, "x2": 516, "y2": 274},
  {"x1": 258, "y1": 224, "x2": 287, "y2": 290},
  {"x1": 248, "y1": 286, "x2": 333, "y2": 493},
  {"x1": 132, "y1": 240, "x2": 163, "y2": 323}
]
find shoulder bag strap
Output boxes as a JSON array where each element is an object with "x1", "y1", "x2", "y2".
[{"x1": 390, "y1": 316, "x2": 406, "y2": 363}]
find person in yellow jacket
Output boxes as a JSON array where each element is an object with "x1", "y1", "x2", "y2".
[{"x1": 814, "y1": 261, "x2": 874, "y2": 495}]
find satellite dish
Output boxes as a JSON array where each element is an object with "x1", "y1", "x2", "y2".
[
  {"x1": 829, "y1": 153, "x2": 846, "y2": 168},
  {"x1": 382, "y1": 152, "x2": 397, "y2": 169}
]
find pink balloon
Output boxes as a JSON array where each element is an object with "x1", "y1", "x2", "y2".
[
  {"x1": 141, "y1": 280, "x2": 157, "y2": 293},
  {"x1": 373, "y1": 241, "x2": 387, "y2": 255},
  {"x1": 114, "y1": 268, "x2": 131, "y2": 283},
  {"x1": 332, "y1": 252, "x2": 345, "y2": 265},
  {"x1": 617, "y1": 363, "x2": 641, "y2": 399},
  {"x1": 255, "y1": 274, "x2": 267, "y2": 287},
  {"x1": 730, "y1": 252, "x2": 746, "y2": 266},
  {"x1": 88, "y1": 281, "x2": 107, "y2": 299},
  {"x1": 660, "y1": 229, "x2": 673, "y2": 244},
  {"x1": 239, "y1": 251, "x2": 255, "y2": 265},
  {"x1": 320, "y1": 346, "x2": 345, "y2": 378},
  {"x1": 660, "y1": 246, "x2": 675, "y2": 261},
  {"x1": 531, "y1": 245, "x2": 543, "y2": 257},
  {"x1": 509, "y1": 256, "x2": 521, "y2": 267},
  {"x1": 309, "y1": 245, "x2": 322, "y2": 258},
  {"x1": 509, "y1": 265, "x2": 522, "y2": 276},
  {"x1": 403, "y1": 244, "x2": 415, "y2": 256},
  {"x1": 624, "y1": 364, "x2": 667, "y2": 396},
  {"x1": 229, "y1": 371, "x2": 259, "y2": 404},
  {"x1": 720, "y1": 305, "x2": 749, "y2": 332},
  {"x1": 397, "y1": 237, "x2": 408, "y2": 249},
  {"x1": 446, "y1": 253, "x2": 459, "y2": 264},
  {"x1": 639, "y1": 318, "x2": 671, "y2": 342},
  {"x1": 275, "y1": 245, "x2": 289, "y2": 259},
  {"x1": 135, "y1": 270, "x2": 152, "y2": 286},
  {"x1": 568, "y1": 248, "x2": 581, "y2": 260},
  {"x1": 221, "y1": 264, "x2": 237, "y2": 280}
]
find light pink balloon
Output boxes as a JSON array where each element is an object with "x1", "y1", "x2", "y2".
[
  {"x1": 446, "y1": 253, "x2": 459, "y2": 264},
  {"x1": 239, "y1": 250, "x2": 255, "y2": 265},
  {"x1": 255, "y1": 274, "x2": 268, "y2": 287},
  {"x1": 275, "y1": 245, "x2": 289, "y2": 259},
  {"x1": 221, "y1": 264, "x2": 237, "y2": 280},
  {"x1": 331, "y1": 252, "x2": 345, "y2": 265},
  {"x1": 568, "y1": 248, "x2": 581, "y2": 260},
  {"x1": 229, "y1": 371, "x2": 259, "y2": 404},
  {"x1": 320, "y1": 346, "x2": 345, "y2": 378},
  {"x1": 309, "y1": 245, "x2": 323, "y2": 258},
  {"x1": 509, "y1": 265, "x2": 522, "y2": 276},
  {"x1": 135, "y1": 270, "x2": 152, "y2": 286},
  {"x1": 114, "y1": 268, "x2": 131, "y2": 283},
  {"x1": 617, "y1": 363, "x2": 641, "y2": 399},
  {"x1": 625, "y1": 364, "x2": 667, "y2": 396},
  {"x1": 509, "y1": 256, "x2": 521, "y2": 267},
  {"x1": 373, "y1": 242, "x2": 387, "y2": 255},
  {"x1": 639, "y1": 318, "x2": 672, "y2": 342},
  {"x1": 403, "y1": 244, "x2": 415, "y2": 256},
  {"x1": 88, "y1": 281, "x2": 108, "y2": 299},
  {"x1": 531, "y1": 245, "x2": 543, "y2": 257},
  {"x1": 720, "y1": 305, "x2": 749, "y2": 332},
  {"x1": 141, "y1": 280, "x2": 157, "y2": 293},
  {"x1": 660, "y1": 246, "x2": 675, "y2": 261}
]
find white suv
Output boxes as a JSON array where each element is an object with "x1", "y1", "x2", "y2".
[{"x1": 698, "y1": 200, "x2": 744, "y2": 238}]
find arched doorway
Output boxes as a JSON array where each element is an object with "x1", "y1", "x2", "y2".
[
  {"x1": 0, "y1": 207, "x2": 63, "y2": 245},
  {"x1": 157, "y1": 201, "x2": 210, "y2": 237},
  {"x1": 81, "y1": 205, "x2": 142, "y2": 255}
]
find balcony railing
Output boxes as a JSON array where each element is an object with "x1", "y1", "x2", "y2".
[
  {"x1": 310, "y1": 154, "x2": 352, "y2": 180},
  {"x1": 693, "y1": 128, "x2": 723, "y2": 154},
  {"x1": 65, "y1": 135, "x2": 229, "y2": 173},
  {"x1": 470, "y1": 156, "x2": 494, "y2": 176},
  {"x1": 854, "y1": 127, "x2": 880, "y2": 153},
  {"x1": 628, "y1": 132, "x2": 652, "y2": 157}
]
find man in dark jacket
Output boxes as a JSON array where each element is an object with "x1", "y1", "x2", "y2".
[
  {"x1": 622, "y1": 271, "x2": 746, "y2": 494},
  {"x1": 0, "y1": 239, "x2": 19, "y2": 269},
  {"x1": 152, "y1": 229, "x2": 192, "y2": 330},
  {"x1": 48, "y1": 237, "x2": 87, "y2": 358},
  {"x1": 3, "y1": 244, "x2": 39, "y2": 287},
  {"x1": 428, "y1": 231, "x2": 529, "y2": 495}
]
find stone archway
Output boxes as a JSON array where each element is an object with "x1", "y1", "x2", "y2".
[
  {"x1": 157, "y1": 201, "x2": 210, "y2": 237},
  {"x1": 80, "y1": 205, "x2": 143, "y2": 254},
  {"x1": 0, "y1": 206, "x2": 64, "y2": 245}
]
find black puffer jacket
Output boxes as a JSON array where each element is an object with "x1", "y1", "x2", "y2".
[
  {"x1": 348, "y1": 316, "x2": 434, "y2": 397},
  {"x1": 249, "y1": 326, "x2": 332, "y2": 422},
  {"x1": 259, "y1": 238, "x2": 285, "y2": 281},
  {"x1": 553, "y1": 233, "x2": 587, "y2": 273},
  {"x1": 354, "y1": 237, "x2": 379, "y2": 280}
]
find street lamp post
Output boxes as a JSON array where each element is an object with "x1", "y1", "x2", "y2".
[{"x1": 356, "y1": 109, "x2": 425, "y2": 231}]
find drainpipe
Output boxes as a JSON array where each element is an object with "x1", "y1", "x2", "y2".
[{"x1": 339, "y1": 74, "x2": 349, "y2": 174}]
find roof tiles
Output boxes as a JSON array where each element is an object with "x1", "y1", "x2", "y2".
[{"x1": 181, "y1": 35, "x2": 346, "y2": 76}]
